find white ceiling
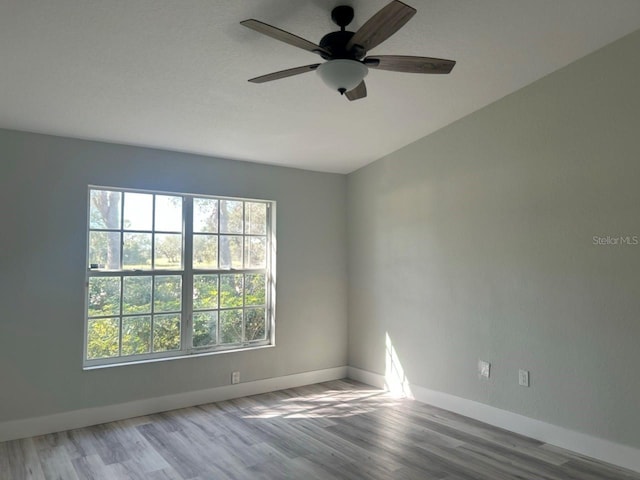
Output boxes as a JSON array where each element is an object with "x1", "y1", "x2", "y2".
[{"x1": 1, "y1": 1, "x2": 640, "y2": 173}]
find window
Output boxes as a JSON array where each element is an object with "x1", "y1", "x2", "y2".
[{"x1": 85, "y1": 187, "x2": 274, "y2": 367}]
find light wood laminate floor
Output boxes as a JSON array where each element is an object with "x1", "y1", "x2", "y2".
[{"x1": 1, "y1": 379, "x2": 639, "y2": 479}]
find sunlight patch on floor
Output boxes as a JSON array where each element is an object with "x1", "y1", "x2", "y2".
[{"x1": 240, "y1": 387, "x2": 401, "y2": 419}]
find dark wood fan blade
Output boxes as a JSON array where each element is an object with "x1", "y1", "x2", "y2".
[
  {"x1": 346, "y1": 1, "x2": 416, "y2": 53},
  {"x1": 248, "y1": 64, "x2": 321, "y2": 83},
  {"x1": 241, "y1": 19, "x2": 330, "y2": 56},
  {"x1": 345, "y1": 81, "x2": 367, "y2": 101},
  {"x1": 365, "y1": 55, "x2": 456, "y2": 74}
]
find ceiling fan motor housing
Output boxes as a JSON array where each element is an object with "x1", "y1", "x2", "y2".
[
  {"x1": 320, "y1": 31, "x2": 359, "y2": 59},
  {"x1": 318, "y1": 6, "x2": 366, "y2": 60}
]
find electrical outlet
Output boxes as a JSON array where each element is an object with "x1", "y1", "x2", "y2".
[
  {"x1": 519, "y1": 369, "x2": 530, "y2": 387},
  {"x1": 231, "y1": 371, "x2": 240, "y2": 384},
  {"x1": 478, "y1": 360, "x2": 491, "y2": 379}
]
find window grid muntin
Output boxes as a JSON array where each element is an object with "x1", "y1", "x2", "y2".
[
  {"x1": 86, "y1": 272, "x2": 184, "y2": 360},
  {"x1": 190, "y1": 271, "x2": 267, "y2": 348},
  {"x1": 89, "y1": 193, "x2": 185, "y2": 271},
  {"x1": 85, "y1": 187, "x2": 273, "y2": 367}
]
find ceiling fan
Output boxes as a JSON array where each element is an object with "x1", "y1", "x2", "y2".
[{"x1": 240, "y1": 0, "x2": 456, "y2": 101}]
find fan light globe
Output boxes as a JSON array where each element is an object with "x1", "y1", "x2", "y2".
[{"x1": 317, "y1": 59, "x2": 368, "y2": 94}]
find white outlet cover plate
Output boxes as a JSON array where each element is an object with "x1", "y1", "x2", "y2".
[
  {"x1": 519, "y1": 369, "x2": 530, "y2": 387},
  {"x1": 478, "y1": 360, "x2": 491, "y2": 378}
]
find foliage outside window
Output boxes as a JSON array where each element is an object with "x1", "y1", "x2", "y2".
[{"x1": 85, "y1": 187, "x2": 274, "y2": 367}]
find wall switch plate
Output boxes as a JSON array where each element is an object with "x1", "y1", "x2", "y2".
[
  {"x1": 519, "y1": 369, "x2": 530, "y2": 387},
  {"x1": 478, "y1": 360, "x2": 491, "y2": 378},
  {"x1": 231, "y1": 371, "x2": 240, "y2": 384}
]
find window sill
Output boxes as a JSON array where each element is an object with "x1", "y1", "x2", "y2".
[{"x1": 83, "y1": 343, "x2": 275, "y2": 370}]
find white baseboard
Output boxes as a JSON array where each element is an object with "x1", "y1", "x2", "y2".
[
  {"x1": 0, "y1": 366, "x2": 347, "y2": 443},
  {"x1": 347, "y1": 366, "x2": 640, "y2": 474},
  {"x1": 348, "y1": 365, "x2": 387, "y2": 389}
]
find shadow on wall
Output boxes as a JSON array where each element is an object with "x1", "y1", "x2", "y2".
[{"x1": 385, "y1": 332, "x2": 413, "y2": 399}]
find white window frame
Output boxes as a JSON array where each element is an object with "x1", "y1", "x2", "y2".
[{"x1": 83, "y1": 185, "x2": 276, "y2": 368}]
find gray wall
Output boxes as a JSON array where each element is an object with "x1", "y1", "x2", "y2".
[
  {"x1": 0, "y1": 129, "x2": 348, "y2": 422},
  {"x1": 348, "y1": 30, "x2": 640, "y2": 448}
]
